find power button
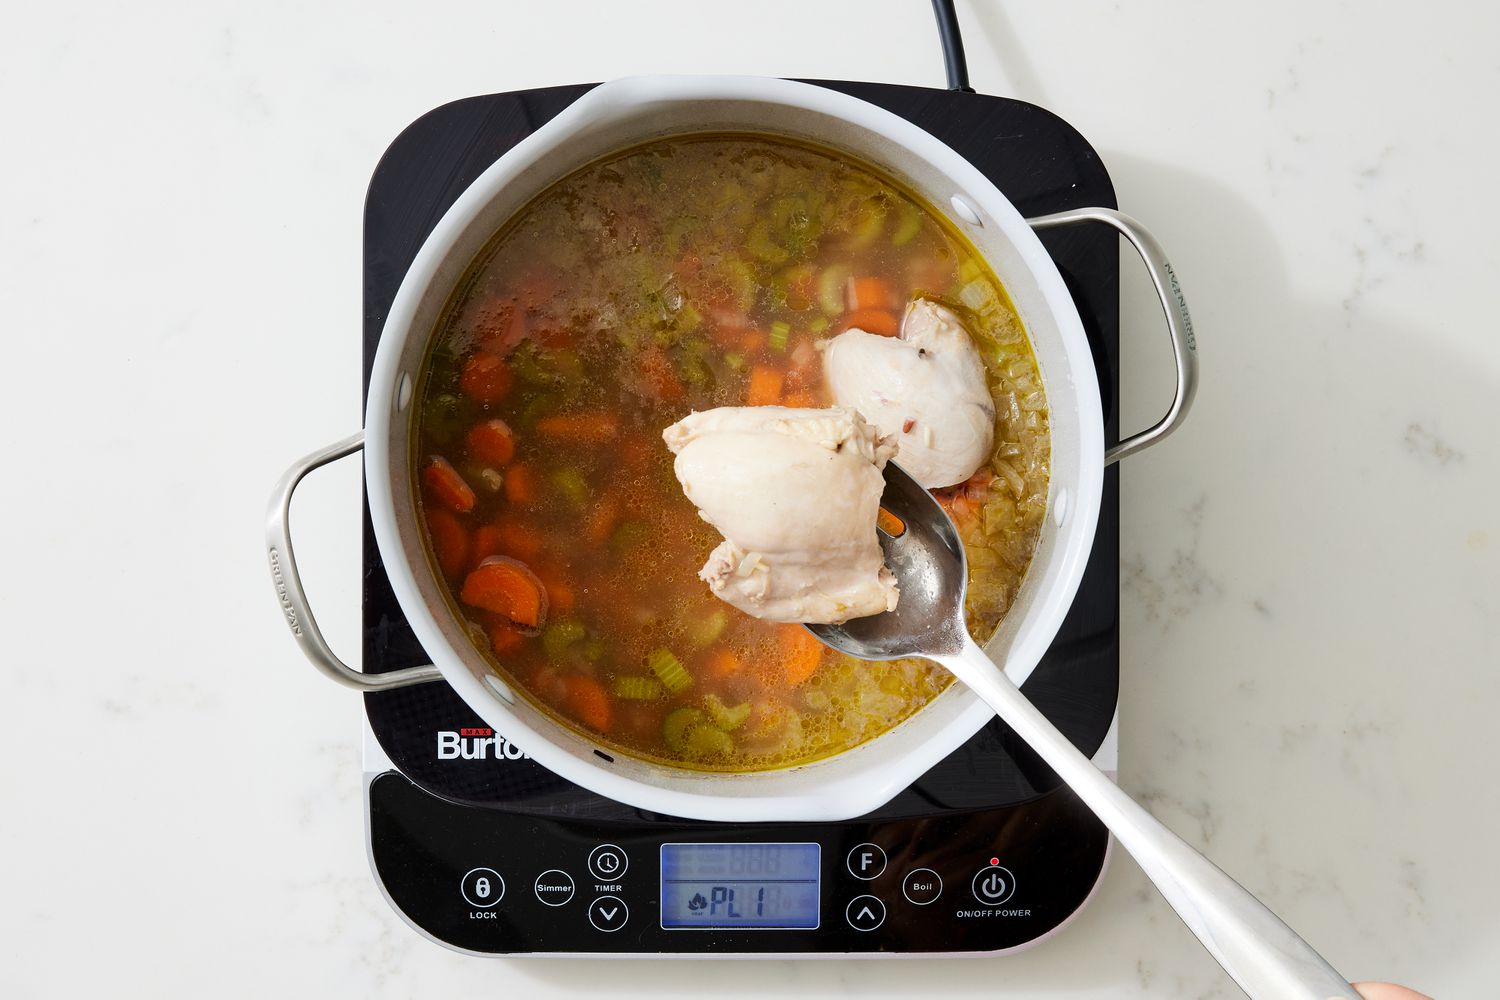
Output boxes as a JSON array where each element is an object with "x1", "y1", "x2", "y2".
[{"x1": 971, "y1": 865, "x2": 1015, "y2": 905}]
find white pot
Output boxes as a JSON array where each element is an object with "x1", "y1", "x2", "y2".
[{"x1": 269, "y1": 75, "x2": 1196, "y2": 823}]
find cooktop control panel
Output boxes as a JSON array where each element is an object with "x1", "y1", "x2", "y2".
[{"x1": 368, "y1": 771, "x2": 1109, "y2": 954}]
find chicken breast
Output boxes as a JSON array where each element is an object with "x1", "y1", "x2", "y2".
[
  {"x1": 663, "y1": 406, "x2": 900, "y2": 624},
  {"x1": 821, "y1": 298, "x2": 995, "y2": 488}
]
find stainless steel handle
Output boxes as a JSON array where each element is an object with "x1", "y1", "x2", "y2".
[
  {"x1": 1028, "y1": 207, "x2": 1199, "y2": 465},
  {"x1": 266, "y1": 431, "x2": 442, "y2": 691},
  {"x1": 943, "y1": 636, "x2": 1361, "y2": 1000}
]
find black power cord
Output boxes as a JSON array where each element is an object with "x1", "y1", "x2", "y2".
[{"x1": 931, "y1": 0, "x2": 974, "y2": 92}]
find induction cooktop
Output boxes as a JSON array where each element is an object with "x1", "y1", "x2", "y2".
[{"x1": 354, "y1": 77, "x2": 1123, "y2": 956}]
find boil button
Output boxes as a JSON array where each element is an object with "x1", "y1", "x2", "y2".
[{"x1": 901, "y1": 868, "x2": 942, "y2": 905}]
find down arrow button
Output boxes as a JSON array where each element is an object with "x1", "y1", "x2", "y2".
[{"x1": 587, "y1": 895, "x2": 630, "y2": 932}]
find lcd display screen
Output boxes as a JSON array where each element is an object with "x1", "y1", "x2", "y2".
[{"x1": 660, "y1": 843, "x2": 820, "y2": 929}]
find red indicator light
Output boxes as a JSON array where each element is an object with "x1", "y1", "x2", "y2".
[{"x1": 990, "y1": 857, "x2": 999, "y2": 866}]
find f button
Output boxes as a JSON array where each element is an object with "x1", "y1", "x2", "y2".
[{"x1": 846, "y1": 843, "x2": 887, "y2": 880}]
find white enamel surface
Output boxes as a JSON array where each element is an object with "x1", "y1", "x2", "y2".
[
  {"x1": 5, "y1": 2, "x2": 1496, "y2": 998},
  {"x1": 364, "y1": 75, "x2": 1102, "y2": 823}
]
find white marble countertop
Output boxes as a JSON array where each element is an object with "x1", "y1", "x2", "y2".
[{"x1": 2, "y1": 1, "x2": 1496, "y2": 996}]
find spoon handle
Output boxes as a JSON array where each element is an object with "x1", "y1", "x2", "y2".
[{"x1": 940, "y1": 639, "x2": 1360, "y2": 1000}]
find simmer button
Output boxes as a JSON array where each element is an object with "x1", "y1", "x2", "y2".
[{"x1": 533, "y1": 869, "x2": 575, "y2": 907}]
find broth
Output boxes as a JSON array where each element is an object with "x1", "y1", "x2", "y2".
[{"x1": 413, "y1": 134, "x2": 1050, "y2": 771}]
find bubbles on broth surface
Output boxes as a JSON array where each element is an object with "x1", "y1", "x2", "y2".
[{"x1": 414, "y1": 134, "x2": 1050, "y2": 772}]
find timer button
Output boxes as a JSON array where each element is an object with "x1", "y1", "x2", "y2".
[
  {"x1": 845, "y1": 894, "x2": 886, "y2": 932},
  {"x1": 587, "y1": 895, "x2": 630, "y2": 932},
  {"x1": 460, "y1": 868, "x2": 505, "y2": 908},
  {"x1": 846, "y1": 843, "x2": 887, "y2": 880},
  {"x1": 971, "y1": 865, "x2": 1016, "y2": 905},
  {"x1": 588, "y1": 844, "x2": 628, "y2": 880},
  {"x1": 901, "y1": 868, "x2": 942, "y2": 905}
]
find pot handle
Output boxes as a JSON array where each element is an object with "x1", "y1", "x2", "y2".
[
  {"x1": 266, "y1": 431, "x2": 443, "y2": 691},
  {"x1": 1027, "y1": 207, "x2": 1199, "y2": 465}
]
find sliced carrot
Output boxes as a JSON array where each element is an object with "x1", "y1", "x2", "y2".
[
  {"x1": 782, "y1": 390, "x2": 817, "y2": 408},
  {"x1": 585, "y1": 496, "x2": 620, "y2": 544},
  {"x1": 470, "y1": 524, "x2": 505, "y2": 566},
  {"x1": 487, "y1": 620, "x2": 527, "y2": 655},
  {"x1": 564, "y1": 675, "x2": 614, "y2": 732},
  {"x1": 422, "y1": 456, "x2": 476, "y2": 514},
  {"x1": 494, "y1": 520, "x2": 544, "y2": 560},
  {"x1": 503, "y1": 463, "x2": 539, "y2": 505},
  {"x1": 536, "y1": 412, "x2": 619, "y2": 443},
  {"x1": 704, "y1": 647, "x2": 743, "y2": 680},
  {"x1": 425, "y1": 508, "x2": 471, "y2": 579},
  {"x1": 747, "y1": 365, "x2": 784, "y2": 406},
  {"x1": 780, "y1": 626, "x2": 825, "y2": 686},
  {"x1": 618, "y1": 437, "x2": 652, "y2": 471},
  {"x1": 837, "y1": 308, "x2": 900, "y2": 337},
  {"x1": 848, "y1": 276, "x2": 895, "y2": 311},
  {"x1": 536, "y1": 566, "x2": 576, "y2": 616},
  {"x1": 640, "y1": 347, "x2": 685, "y2": 403},
  {"x1": 529, "y1": 665, "x2": 569, "y2": 704},
  {"x1": 465, "y1": 418, "x2": 516, "y2": 466},
  {"x1": 475, "y1": 301, "x2": 527, "y2": 356},
  {"x1": 459, "y1": 557, "x2": 547, "y2": 629},
  {"x1": 876, "y1": 507, "x2": 907, "y2": 536},
  {"x1": 459, "y1": 353, "x2": 514, "y2": 403}
]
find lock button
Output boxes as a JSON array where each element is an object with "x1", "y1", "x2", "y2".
[{"x1": 461, "y1": 867, "x2": 505, "y2": 908}]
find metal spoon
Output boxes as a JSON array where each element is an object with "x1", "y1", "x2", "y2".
[{"x1": 806, "y1": 461, "x2": 1361, "y2": 1000}]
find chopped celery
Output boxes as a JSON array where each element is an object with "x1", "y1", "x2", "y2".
[
  {"x1": 817, "y1": 264, "x2": 851, "y2": 315},
  {"x1": 703, "y1": 693, "x2": 751, "y2": 730},
  {"x1": 647, "y1": 647, "x2": 692, "y2": 693},
  {"x1": 542, "y1": 618, "x2": 586, "y2": 661},
  {"x1": 689, "y1": 609, "x2": 728, "y2": 648},
  {"x1": 768, "y1": 321, "x2": 790, "y2": 352},
  {"x1": 580, "y1": 637, "x2": 608, "y2": 662},
  {"x1": 891, "y1": 203, "x2": 923, "y2": 246},
  {"x1": 959, "y1": 279, "x2": 991, "y2": 311},
  {"x1": 551, "y1": 468, "x2": 588, "y2": 507},
  {"x1": 610, "y1": 521, "x2": 650, "y2": 552},
  {"x1": 850, "y1": 196, "x2": 887, "y2": 248},
  {"x1": 722, "y1": 258, "x2": 758, "y2": 310},
  {"x1": 422, "y1": 393, "x2": 466, "y2": 444},
  {"x1": 612, "y1": 675, "x2": 666, "y2": 701},
  {"x1": 662, "y1": 706, "x2": 706, "y2": 753},
  {"x1": 677, "y1": 300, "x2": 703, "y2": 331},
  {"x1": 808, "y1": 315, "x2": 830, "y2": 335},
  {"x1": 746, "y1": 219, "x2": 790, "y2": 264},
  {"x1": 723, "y1": 351, "x2": 746, "y2": 370},
  {"x1": 685, "y1": 722, "x2": 734, "y2": 756}
]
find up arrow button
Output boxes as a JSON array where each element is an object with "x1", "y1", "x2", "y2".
[{"x1": 844, "y1": 894, "x2": 886, "y2": 932}]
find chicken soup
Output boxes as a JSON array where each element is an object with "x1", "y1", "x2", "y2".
[{"x1": 413, "y1": 134, "x2": 1050, "y2": 771}]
